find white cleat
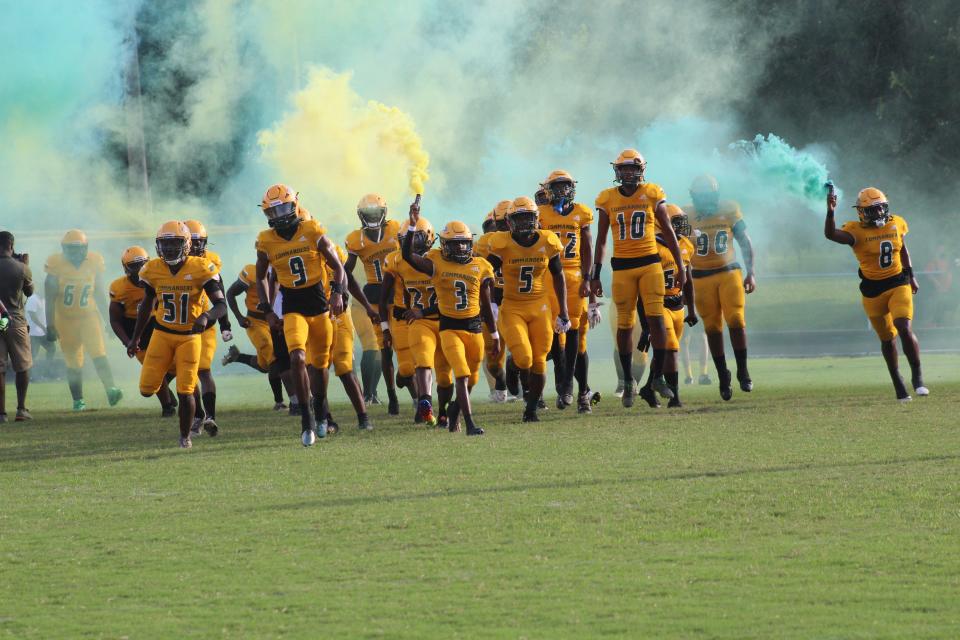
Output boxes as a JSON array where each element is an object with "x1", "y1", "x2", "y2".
[
  {"x1": 201, "y1": 418, "x2": 219, "y2": 437},
  {"x1": 491, "y1": 390, "x2": 509, "y2": 403},
  {"x1": 301, "y1": 430, "x2": 316, "y2": 447},
  {"x1": 898, "y1": 395, "x2": 913, "y2": 404},
  {"x1": 189, "y1": 418, "x2": 203, "y2": 437},
  {"x1": 178, "y1": 437, "x2": 192, "y2": 449},
  {"x1": 915, "y1": 386, "x2": 930, "y2": 397}
]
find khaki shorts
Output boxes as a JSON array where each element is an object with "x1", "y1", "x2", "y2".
[{"x1": 0, "y1": 324, "x2": 32, "y2": 373}]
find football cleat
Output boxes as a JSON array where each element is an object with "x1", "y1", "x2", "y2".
[
  {"x1": 614, "y1": 380, "x2": 625, "y2": 398},
  {"x1": 417, "y1": 399, "x2": 437, "y2": 427},
  {"x1": 684, "y1": 376, "x2": 693, "y2": 385},
  {"x1": 590, "y1": 390, "x2": 602, "y2": 405},
  {"x1": 537, "y1": 398, "x2": 547, "y2": 411},
  {"x1": 698, "y1": 374, "x2": 712, "y2": 385},
  {"x1": 437, "y1": 415, "x2": 449, "y2": 430},
  {"x1": 387, "y1": 396, "x2": 400, "y2": 416},
  {"x1": 639, "y1": 385, "x2": 661, "y2": 408},
  {"x1": 161, "y1": 403, "x2": 177, "y2": 418},
  {"x1": 288, "y1": 403, "x2": 301, "y2": 416},
  {"x1": 326, "y1": 417, "x2": 339, "y2": 435},
  {"x1": 358, "y1": 414, "x2": 373, "y2": 431},
  {"x1": 73, "y1": 399, "x2": 87, "y2": 412},
  {"x1": 522, "y1": 410, "x2": 540, "y2": 423},
  {"x1": 667, "y1": 397, "x2": 682, "y2": 408},
  {"x1": 446, "y1": 401, "x2": 462, "y2": 432},
  {"x1": 202, "y1": 418, "x2": 219, "y2": 437},
  {"x1": 466, "y1": 425, "x2": 485, "y2": 436},
  {"x1": 719, "y1": 370, "x2": 733, "y2": 401},
  {"x1": 273, "y1": 402, "x2": 287, "y2": 411},
  {"x1": 897, "y1": 395, "x2": 913, "y2": 403},
  {"x1": 621, "y1": 381, "x2": 635, "y2": 408},
  {"x1": 106, "y1": 387, "x2": 123, "y2": 407},
  {"x1": 15, "y1": 408, "x2": 32, "y2": 422},
  {"x1": 652, "y1": 375, "x2": 674, "y2": 399},
  {"x1": 179, "y1": 437, "x2": 192, "y2": 449},
  {"x1": 577, "y1": 392, "x2": 592, "y2": 414},
  {"x1": 190, "y1": 418, "x2": 203, "y2": 436},
  {"x1": 301, "y1": 429, "x2": 316, "y2": 447},
  {"x1": 316, "y1": 420, "x2": 328, "y2": 439},
  {"x1": 737, "y1": 372, "x2": 753, "y2": 392},
  {"x1": 490, "y1": 390, "x2": 510, "y2": 404},
  {"x1": 221, "y1": 345, "x2": 240, "y2": 366},
  {"x1": 556, "y1": 393, "x2": 573, "y2": 410},
  {"x1": 914, "y1": 385, "x2": 930, "y2": 397}
]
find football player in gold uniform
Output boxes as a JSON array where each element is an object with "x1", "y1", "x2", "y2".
[
  {"x1": 685, "y1": 175, "x2": 756, "y2": 400},
  {"x1": 402, "y1": 202, "x2": 499, "y2": 435},
  {"x1": 184, "y1": 220, "x2": 232, "y2": 435},
  {"x1": 591, "y1": 149, "x2": 685, "y2": 408},
  {"x1": 485, "y1": 196, "x2": 568, "y2": 422},
  {"x1": 127, "y1": 222, "x2": 226, "y2": 448},
  {"x1": 824, "y1": 186, "x2": 927, "y2": 401},
  {"x1": 539, "y1": 170, "x2": 602, "y2": 413},
  {"x1": 108, "y1": 246, "x2": 176, "y2": 416},
  {"x1": 475, "y1": 200, "x2": 513, "y2": 403},
  {"x1": 638, "y1": 206, "x2": 697, "y2": 407},
  {"x1": 45, "y1": 230, "x2": 122, "y2": 410},
  {"x1": 255, "y1": 184, "x2": 346, "y2": 446},
  {"x1": 222, "y1": 263, "x2": 291, "y2": 410},
  {"x1": 345, "y1": 194, "x2": 404, "y2": 414}
]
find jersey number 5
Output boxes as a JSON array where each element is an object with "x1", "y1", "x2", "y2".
[
  {"x1": 518, "y1": 265, "x2": 534, "y2": 293},
  {"x1": 289, "y1": 256, "x2": 307, "y2": 287}
]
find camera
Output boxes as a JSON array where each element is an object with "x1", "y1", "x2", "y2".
[{"x1": 12, "y1": 252, "x2": 28, "y2": 264}]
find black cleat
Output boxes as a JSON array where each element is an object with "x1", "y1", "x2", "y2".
[
  {"x1": 638, "y1": 385, "x2": 661, "y2": 408},
  {"x1": 288, "y1": 403, "x2": 301, "y2": 417},
  {"x1": 466, "y1": 426, "x2": 484, "y2": 436},
  {"x1": 358, "y1": 414, "x2": 373, "y2": 431},
  {"x1": 387, "y1": 396, "x2": 400, "y2": 416},
  {"x1": 667, "y1": 396, "x2": 682, "y2": 408},
  {"x1": 505, "y1": 360, "x2": 520, "y2": 397},
  {"x1": 447, "y1": 401, "x2": 461, "y2": 432},
  {"x1": 737, "y1": 371, "x2": 753, "y2": 392},
  {"x1": 719, "y1": 369, "x2": 733, "y2": 401},
  {"x1": 161, "y1": 404, "x2": 177, "y2": 418},
  {"x1": 437, "y1": 415, "x2": 449, "y2": 430},
  {"x1": 522, "y1": 410, "x2": 540, "y2": 422},
  {"x1": 537, "y1": 398, "x2": 547, "y2": 411},
  {"x1": 652, "y1": 375, "x2": 675, "y2": 399}
]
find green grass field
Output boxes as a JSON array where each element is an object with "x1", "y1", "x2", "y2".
[{"x1": 2, "y1": 355, "x2": 959, "y2": 638}]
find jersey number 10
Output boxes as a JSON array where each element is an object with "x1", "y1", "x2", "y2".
[{"x1": 616, "y1": 211, "x2": 646, "y2": 241}]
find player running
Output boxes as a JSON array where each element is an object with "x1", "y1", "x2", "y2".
[
  {"x1": 108, "y1": 246, "x2": 176, "y2": 416},
  {"x1": 344, "y1": 194, "x2": 407, "y2": 414},
  {"x1": 401, "y1": 200, "x2": 499, "y2": 435},
  {"x1": 824, "y1": 186, "x2": 927, "y2": 401},
  {"x1": 255, "y1": 184, "x2": 346, "y2": 446},
  {"x1": 475, "y1": 200, "x2": 513, "y2": 403},
  {"x1": 128, "y1": 222, "x2": 226, "y2": 448},
  {"x1": 184, "y1": 220, "x2": 232, "y2": 436},
  {"x1": 484, "y1": 196, "x2": 569, "y2": 422},
  {"x1": 638, "y1": 206, "x2": 697, "y2": 407},
  {"x1": 591, "y1": 149, "x2": 686, "y2": 408},
  {"x1": 222, "y1": 262, "x2": 291, "y2": 410},
  {"x1": 384, "y1": 217, "x2": 455, "y2": 427},
  {"x1": 538, "y1": 170, "x2": 602, "y2": 412},
  {"x1": 685, "y1": 175, "x2": 756, "y2": 400},
  {"x1": 45, "y1": 230, "x2": 123, "y2": 410}
]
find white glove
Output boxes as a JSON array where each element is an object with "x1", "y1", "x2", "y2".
[
  {"x1": 221, "y1": 330, "x2": 233, "y2": 342},
  {"x1": 554, "y1": 316, "x2": 571, "y2": 334},
  {"x1": 587, "y1": 302, "x2": 602, "y2": 329}
]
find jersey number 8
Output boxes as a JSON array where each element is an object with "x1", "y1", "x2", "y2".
[{"x1": 879, "y1": 241, "x2": 894, "y2": 269}]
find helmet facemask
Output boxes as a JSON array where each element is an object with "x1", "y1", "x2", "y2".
[
  {"x1": 157, "y1": 237, "x2": 189, "y2": 266},
  {"x1": 124, "y1": 258, "x2": 147, "y2": 279},
  {"x1": 691, "y1": 190, "x2": 719, "y2": 215},
  {"x1": 410, "y1": 230, "x2": 433, "y2": 256},
  {"x1": 358, "y1": 205, "x2": 387, "y2": 230},
  {"x1": 547, "y1": 179, "x2": 576, "y2": 211},
  {"x1": 189, "y1": 237, "x2": 207, "y2": 256},
  {"x1": 441, "y1": 238, "x2": 473, "y2": 264},
  {"x1": 507, "y1": 210, "x2": 538, "y2": 240},
  {"x1": 614, "y1": 163, "x2": 644, "y2": 187},
  {"x1": 858, "y1": 203, "x2": 890, "y2": 227},
  {"x1": 670, "y1": 214, "x2": 692, "y2": 239},
  {"x1": 264, "y1": 201, "x2": 300, "y2": 231},
  {"x1": 63, "y1": 244, "x2": 88, "y2": 266},
  {"x1": 534, "y1": 189, "x2": 549, "y2": 206},
  {"x1": 481, "y1": 218, "x2": 496, "y2": 234}
]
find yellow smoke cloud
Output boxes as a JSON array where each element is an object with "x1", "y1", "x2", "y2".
[{"x1": 257, "y1": 66, "x2": 430, "y2": 223}]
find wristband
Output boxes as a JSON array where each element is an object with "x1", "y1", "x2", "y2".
[
  {"x1": 904, "y1": 266, "x2": 913, "y2": 277},
  {"x1": 380, "y1": 321, "x2": 390, "y2": 331},
  {"x1": 590, "y1": 264, "x2": 602, "y2": 280},
  {"x1": 490, "y1": 331, "x2": 499, "y2": 340},
  {"x1": 329, "y1": 282, "x2": 344, "y2": 294}
]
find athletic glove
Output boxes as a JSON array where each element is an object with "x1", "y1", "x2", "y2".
[
  {"x1": 637, "y1": 330, "x2": 651, "y2": 353},
  {"x1": 587, "y1": 302, "x2": 602, "y2": 329},
  {"x1": 554, "y1": 316, "x2": 571, "y2": 334},
  {"x1": 221, "y1": 329, "x2": 233, "y2": 342}
]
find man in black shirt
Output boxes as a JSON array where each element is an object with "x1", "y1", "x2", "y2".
[{"x1": 0, "y1": 231, "x2": 35, "y2": 422}]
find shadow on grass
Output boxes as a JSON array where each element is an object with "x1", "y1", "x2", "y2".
[{"x1": 244, "y1": 453, "x2": 960, "y2": 512}]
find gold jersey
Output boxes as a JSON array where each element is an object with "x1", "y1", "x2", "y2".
[
  {"x1": 45, "y1": 252, "x2": 105, "y2": 318},
  {"x1": 474, "y1": 231, "x2": 504, "y2": 288},
  {"x1": 322, "y1": 243, "x2": 347, "y2": 291},
  {"x1": 595, "y1": 183, "x2": 666, "y2": 259},
  {"x1": 656, "y1": 235, "x2": 694, "y2": 296},
  {"x1": 345, "y1": 220, "x2": 400, "y2": 284},
  {"x1": 425, "y1": 249, "x2": 494, "y2": 319},
  {"x1": 685, "y1": 200, "x2": 744, "y2": 270},
  {"x1": 485, "y1": 230, "x2": 563, "y2": 303},
  {"x1": 256, "y1": 219, "x2": 328, "y2": 290},
  {"x1": 537, "y1": 202, "x2": 594, "y2": 270},
  {"x1": 238, "y1": 264, "x2": 262, "y2": 313},
  {"x1": 385, "y1": 250, "x2": 437, "y2": 314},
  {"x1": 139, "y1": 256, "x2": 219, "y2": 331},
  {"x1": 198, "y1": 249, "x2": 223, "y2": 310},
  {"x1": 108, "y1": 276, "x2": 145, "y2": 319},
  {"x1": 841, "y1": 214, "x2": 909, "y2": 280}
]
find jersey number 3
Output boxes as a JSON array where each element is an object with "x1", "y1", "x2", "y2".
[{"x1": 453, "y1": 280, "x2": 469, "y2": 311}]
